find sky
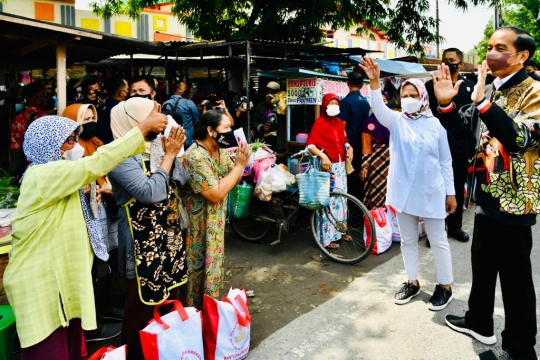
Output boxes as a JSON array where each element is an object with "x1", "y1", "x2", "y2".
[
  {"x1": 428, "y1": 0, "x2": 494, "y2": 52},
  {"x1": 76, "y1": 0, "x2": 493, "y2": 52}
]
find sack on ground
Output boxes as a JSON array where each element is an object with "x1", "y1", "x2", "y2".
[
  {"x1": 364, "y1": 207, "x2": 393, "y2": 254},
  {"x1": 386, "y1": 206, "x2": 401, "y2": 242},
  {"x1": 88, "y1": 345, "x2": 127, "y2": 360},
  {"x1": 295, "y1": 163, "x2": 330, "y2": 210},
  {"x1": 203, "y1": 287, "x2": 251, "y2": 360},
  {"x1": 140, "y1": 300, "x2": 204, "y2": 360}
]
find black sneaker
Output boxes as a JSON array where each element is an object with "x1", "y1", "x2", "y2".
[
  {"x1": 445, "y1": 315, "x2": 497, "y2": 345},
  {"x1": 477, "y1": 348, "x2": 512, "y2": 360},
  {"x1": 85, "y1": 323, "x2": 122, "y2": 342},
  {"x1": 394, "y1": 281, "x2": 420, "y2": 305},
  {"x1": 427, "y1": 284, "x2": 453, "y2": 311}
]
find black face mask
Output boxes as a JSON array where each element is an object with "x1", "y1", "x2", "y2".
[
  {"x1": 131, "y1": 93, "x2": 153, "y2": 100},
  {"x1": 213, "y1": 130, "x2": 236, "y2": 148},
  {"x1": 146, "y1": 132, "x2": 160, "y2": 141},
  {"x1": 80, "y1": 122, "x2": 98, "y2": 140},
  {"x1": 444, "y1": 61, "x2": 459, "y2": 74}
]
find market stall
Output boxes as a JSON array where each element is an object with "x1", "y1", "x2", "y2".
[{"x1": 256, "y1": 68, "x2": 368, "y2": 169}]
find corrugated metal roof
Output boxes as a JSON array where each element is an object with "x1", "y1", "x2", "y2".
[
  {"x1": 0, "y1": 13, "x2": 165, "y2": 70},
  {"x1": 164, "y1": 39, "x2": 378, "y2": 63}
]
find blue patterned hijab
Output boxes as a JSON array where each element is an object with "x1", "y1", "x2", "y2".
[
  {"x1": 23, "y1": 115, "x2": 80, "y2": 168},
  {"x1": 21, "y1": 115, "x2": 108, "y2": 261}
]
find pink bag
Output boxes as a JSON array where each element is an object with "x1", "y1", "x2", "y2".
[
  {"x1": 140, "y1": 300, "x2": 204, "y2": 360},
  {"x1": 364, "y1": 207, "x2": 393, "y2": 254},
  {"x1": 203, "y1": 287, "x2": 251, "y2": 360}
]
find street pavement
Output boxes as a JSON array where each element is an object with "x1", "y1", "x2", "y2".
[{"x1": 248, "y1": 208, "x2": 540, "y2": 360}]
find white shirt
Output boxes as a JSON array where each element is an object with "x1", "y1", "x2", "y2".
[
  {"x1": 492, "y1": 71, "x2": 518, "y2": 90},
  {"x1": 369, "y1": 88, "x2": 455, "y2": 219}
]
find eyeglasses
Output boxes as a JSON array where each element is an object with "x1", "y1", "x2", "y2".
[{"x1": 65, "y1": 135, "x2": 79, "y2": 145}]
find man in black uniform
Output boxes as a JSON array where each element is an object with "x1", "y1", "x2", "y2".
[{"x1": 425, "y1": 48, "x2": 475, "y2": 242}]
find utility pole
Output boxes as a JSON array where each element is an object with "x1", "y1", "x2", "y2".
[
  {"x1": 436, "y1": 0, "x2": 440, "y2": 58},
  {"x1": 494, "y1": 0, "x2": 499, "y2": 30}
]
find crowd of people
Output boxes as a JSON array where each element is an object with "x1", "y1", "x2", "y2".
[{"x1": 2, "y1": 24, "x2": 539, "y2": 360}]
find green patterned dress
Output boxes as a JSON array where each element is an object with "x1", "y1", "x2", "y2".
[{"x1": 182, "y1": 143, "x2": 234, "y2": 307}]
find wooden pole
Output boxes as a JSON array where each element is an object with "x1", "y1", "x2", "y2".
[{"x1": 56, "y1": 44, "x2": 67, "y2": 116}]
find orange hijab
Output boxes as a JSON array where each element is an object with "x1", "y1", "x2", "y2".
[{"x1": 62, "y1": 103, "x2": 106, "y2": 186}]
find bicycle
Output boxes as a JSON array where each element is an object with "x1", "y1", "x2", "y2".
[{"x1": 229, "y1": 150, "x2": 376, "y2": 264}]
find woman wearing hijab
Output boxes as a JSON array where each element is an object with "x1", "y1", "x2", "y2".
[
  {"x1": 182, "y1": 110, "x2": 250, "y2": 308},
  {"x1": 62, "y1": 103, "x2": 124, "y2": 341},
  {"x1": 3, "y1": 112, "x2": 167, "y2": 360},
  {"x1": 360, "y1": 57, "x2": 456, "y2": 311},
  {"x1": 108, "y1": 97, "x2": 188, "y2": 359},
  {"x1": 306, "y1": 93, "x2": 354, "y2": 249},
  {"x1": 360, "y1": 92, "x2": 391, "y2": 209}
]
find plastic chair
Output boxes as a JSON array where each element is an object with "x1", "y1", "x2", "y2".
[{"x1": 0, "y1": 304, "x2": 16, "y2": 360}]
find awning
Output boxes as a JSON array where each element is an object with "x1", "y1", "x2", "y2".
[
  {"x1": 350, "y1": 56, "x2": 434, "y2": 78},
  {"x1": 0, "y1": 13, "x2": 165, "y2": 70},
  {"x1": 257, "y1": 68, "x2": 347, "y2": 80}
]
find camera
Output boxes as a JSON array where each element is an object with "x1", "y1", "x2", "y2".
[
  {"x1": 205, "y1": 100, "x2": 220, "y2": 108},
  {"x1": 267, "y1": 112, "x2": 278, "y2": 131}
]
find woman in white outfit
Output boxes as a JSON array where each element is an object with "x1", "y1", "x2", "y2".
[{"x1": 360, "y1": 57, "x2": 457, "y2": 311}]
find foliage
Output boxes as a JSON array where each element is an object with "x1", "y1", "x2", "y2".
[
  {"x1": 91, "y1": 0, "x2": 492, "y2": 55},
  {"x1": 474, "y1": 0, "x2": 540, "y2": 64},
  {"x1": 473, "y1": 20, "x2": 494, "y2": 63}
]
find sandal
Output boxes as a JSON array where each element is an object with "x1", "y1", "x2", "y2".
[
  {"x1": 341, "y1": 234, "x2": 352, "y2": 242},
  {"x1": 326, "y1": 242, "x2": 340, "y2": 249}
]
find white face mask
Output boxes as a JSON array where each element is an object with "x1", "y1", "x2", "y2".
[
  {"x1": 401, "y1": 97, "x2": 423, "y2": 114},
  {"x1": 326, "y1": 104, "x2": 340, "y2": 117},
  {"x1": 63, "y1": 142, "x2": 85, "y2": 161}
]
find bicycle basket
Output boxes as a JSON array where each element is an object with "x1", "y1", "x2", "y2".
[
  {"x1": 229, "y1": 183, "x2": 253, "y2": 218},
  {"x1": 295, "y1": 166, "x2": 330, "y2": 210}
]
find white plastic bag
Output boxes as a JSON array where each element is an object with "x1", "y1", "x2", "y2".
[
  {"x1": 203, "y1": 287, "x2": 251, "y2": 360},
  {"x1": 364, "y1": 207, "x2": 393, "y2": 254},
  {"x1": 139, "y1": 300, "x2": 204, "y2": 360},
  {"x1": 386, "y1": 206, "x2": 401, "y2": 242}
]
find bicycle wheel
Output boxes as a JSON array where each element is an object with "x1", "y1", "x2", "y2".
[
  {"x1": 230, "y1": 197, "x2": 273, "y2": 241},
  {"x1": 310, "y1": 192, "x2": 375, "y2": 264}
]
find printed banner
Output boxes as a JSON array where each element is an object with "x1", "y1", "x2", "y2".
[
  {"x1": 317, "y1": 78, "x2": 349, "y2": 103},
  {"x1": 287, "y1": 77, "x2": 348, "y2": 105},
  {"x1": 286, "y1": 78, "x2": 317, "y2": 105}
]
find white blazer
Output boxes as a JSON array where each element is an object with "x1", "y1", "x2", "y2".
[{"x1": 369, "y1": 88, "x2": 455, "y2": 219}]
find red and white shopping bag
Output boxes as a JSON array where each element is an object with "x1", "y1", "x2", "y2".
[
  {"x1": 364, "y1": 207, "x2": 393, "y2": 254},
  {"x1": 203, "y1": 287, "x2": 251, "y2": 360},
  {"x1": 140, "y1": 300, "x2": 204, "y2": 360},
  {"x1": 88, "y1": 345, "x2": 127, "y2": 360},
  {"x1": 386, "y1": 206, "x2": 401, "y2": 243}
]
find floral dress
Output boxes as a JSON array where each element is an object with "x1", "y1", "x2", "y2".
[
  {"x1": 314, "y1": 161, "x2": 348, "y2": 246},
  {"x1": 182, "y1": 143, "x2": 234, "y2": 307}
]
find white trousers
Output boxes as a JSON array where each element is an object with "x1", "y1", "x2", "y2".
[{"x1": 396, "y1": 211, "x2": 454, "y2": 285}]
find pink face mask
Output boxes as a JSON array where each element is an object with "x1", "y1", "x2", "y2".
[{"x1": 486, "y1": 51, "x2": 522, "y2": 73}]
